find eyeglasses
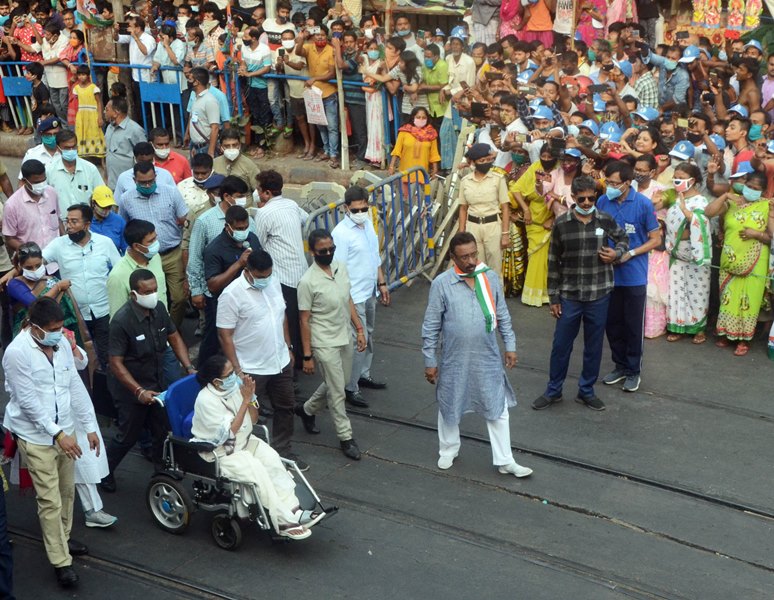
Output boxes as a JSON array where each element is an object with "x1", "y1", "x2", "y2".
[
  {"x1": 349, "y1": 207, "x2": 369, "y2": 214},
  {"x1": 64, "y1": 218, "x2": 83, "y2": 225},
  {"x1": 315, "y1": 246, "x2": 336, "y2": 256},
  {"x1": 575, "y1": 195, "x2": 596, "y2": 202}
]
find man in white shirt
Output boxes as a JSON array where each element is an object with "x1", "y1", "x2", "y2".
[
  {"x1": 2, "y1": 297, "x2": 100, "y2": 588},
  {"x1": 21, "y1": 117, "x2": 62, "y2": 172},
  {"x1": 253, "y1": 170, "x2": 308, "y2": 367},
  {"x1": 41, "y1": 24, "x2": 70, "y2": 123},
  {"x1": 217, "y1": 249, "x2": 307, "y2": 470},
  {"x1": 113, "y1": 15, "x2": 157, "y2": 123},
  {"x1": 332, "y1": 186, "x2": 390, "y2": 408}
]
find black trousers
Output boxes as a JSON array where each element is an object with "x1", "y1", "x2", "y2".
[
  {"x1": 347, "y1": 102, "x2": 368, "y2": 161},
  {"x1": 199, "y1": 295, "x2": 221, "y2": 368},
  {"x1": 246, "y1": 364, "x2": 295, "y2": 456},
  {"x1": 281, "y1": 284, "x2": 303, "y2": 368},
  {"x1": 605, "y1": 285, "x2": 647, "y2": 376},
  {"x1": 85, "y1": 314, "x2": 110, "y2": 373},
  {"x1": 246, "y1": 86, "x2": 272, "y2": 148},
  {"x1": 0, "y1": 485, "x2": 13, "y2": 599},
  {"x1": 0, "y1": 268, "x2": 12, "y2": 349}
]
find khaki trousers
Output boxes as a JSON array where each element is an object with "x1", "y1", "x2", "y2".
[
  {"x1": 17, "y1": 437, "x2": 75, "y2": 568},
  {"x1": 467, "y1": 219, "x2": 503, "y2": 275},
  {"x1": 304, "y1": 343, "x2": 354, "y2": 441},
  {"x1": 160, "y1": 245, "x2": 187, "y2": 328}
]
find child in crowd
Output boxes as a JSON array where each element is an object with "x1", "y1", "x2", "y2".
[{"x1": 72, "y1": 65, "x2": 105, "y2": 158}]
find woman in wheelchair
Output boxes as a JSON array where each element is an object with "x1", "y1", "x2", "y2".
[{"x1": 191, "y1": 355, "x2": 325, "y2": 540}]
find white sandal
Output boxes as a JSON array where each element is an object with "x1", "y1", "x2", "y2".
[
  {"x1": 295, "y1": 509, "x2": 326, "y2": 528},
  {"x1": 278, "y1": 524, "x2": 312, "y2": 540}
]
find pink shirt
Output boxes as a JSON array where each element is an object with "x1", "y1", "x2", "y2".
[
  {"x1": 2, "y1": 185, "x2": 60, "y2": 249},
  {"x1": 762, "y1": 76, "x2": 774, "y2": 122}
]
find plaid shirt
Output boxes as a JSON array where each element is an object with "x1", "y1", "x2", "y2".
[
  {"x1": 634, "y1": 71, "x2": 659, "y2": 109},
  {"x1": 547, "y1": 209, "x2": 629, "y2": 305}
]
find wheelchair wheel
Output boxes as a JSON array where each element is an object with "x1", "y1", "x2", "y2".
[
  {"x1": 211, "y1": 514, "x2": 242, "y2": 550},
  {"x1": 146, "y1": 475, "x2": 193, "y2": 534}
]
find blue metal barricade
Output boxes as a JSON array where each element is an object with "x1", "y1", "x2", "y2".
[
  {"x1": 0, "y1": 63, "x2": 34, "y2": 130},
  {"x1": 303, "y1": 166, "x2": 435, "y2": 291}
]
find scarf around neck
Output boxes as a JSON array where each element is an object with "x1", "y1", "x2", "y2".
[
  {"x1": 454, "y1": 262, "x2": 497, "y2": 333},
  {"x1": 398, "y1": 123, "x2": 438, "y2": 142}
]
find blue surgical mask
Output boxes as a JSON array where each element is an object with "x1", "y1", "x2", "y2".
[
  {"x1": 748, "y1": 124, "x2": 763, "y2": 141},
  {"x1": 605, "y1": 185, "x2": 623, "y2": 200},
  {"x1": 664, "y1": 59, "x2": 678, "y2": 71},
  {"x1": 33, "y1": 323, "x2": 63, "y2": 347},
  {"x1": 66, "y1": 0, "x2": 76, "y2": 7},
  {"x1": 424, "y1": 59, "x2": 434, "y2": 69},
  {"x1": 42, "y1": 134, "x2": 56, "y2": 148},
  {"x1": 718, "y1": 50, "x2": 728, "y2": 61},
  {"x1": 575, "y1": 204, "x2": 596, "y2": 216},
  {"x1": 249, "y1": 272, "x2": 272, "y2": 290},
  {"x1": 136, "y1": 182, "x2": 157, "y2": 197},
  {"x1": 588, "y1": 49, "x2": 597, "y2": 62},
  {"x1": 139, "y1": 239, "x2": 160, "y2": 259},
  {"x1": 229, "y1": 226, "x2": 249, "y2": 243},
  {"x1": 741, "y1": 185, "x2": 762, "y2": 202},
  {"x1": 732, "y1": 181, "x2": 745, "y2": 193},
  {"x1": 397, "y1": 29, "x2": 410, "y2": 36},
  {"x1": 367, "y1": 50, "x2": 380, "y2": 60},
  {"x1": 217, "y1": 372, "x2": 241, "y2": 391},
  {"x1": 0, "y1": 15, "x2": 9, "y2": 25},
  {"x1": 61, "y1": 148, "x2": 78, "y2": 162}
]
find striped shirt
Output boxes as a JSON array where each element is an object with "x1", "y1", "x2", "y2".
[
  {"x1": 187, "y1": 204, "x2": 258, "y2": 297},
  {"x1": 547, "y1": 209, "x2": 629, "y2": 305},
  {"x1": 253, "y1": 197, "x2": 309, "y2": 288},
  {"x1": 118, "y1": 184, "x2": 189, "y2": 251}
]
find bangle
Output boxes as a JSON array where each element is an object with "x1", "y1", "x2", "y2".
[
  {"x1": 136, "y1": 387, "x2": 146, "y2": 398},
  {"x1": 501, "y1": 231, "x2": 509, "y2": 235}
]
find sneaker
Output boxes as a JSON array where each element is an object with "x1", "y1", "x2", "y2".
[
  {"x1": 532, "y1": 394, "x2": 562, "y2": 410},
  {"x1": 575, "y1": 395, "x2": 606, "y2": 411},
  {"x1": 340, "y1": 439, "x2": 362, "y2": 460},
  {"x1": 85, "y1": 509, "x2": 118, "y2": 528},
  {"x1": 498, "y1": 462, "x2": 533, "y2": 478},
  {"x1": 282, "y1": 453, "x2": 310, "y2": 472},
  {"x1": 437, "y1": 454, "x2": 457, "y2": 470},
  {"x1": 602, "y1": 369, "x2": 627, "y2": 385},
  {"x1": 623, "y1": 374, "x2": 641, "y2": 393}
]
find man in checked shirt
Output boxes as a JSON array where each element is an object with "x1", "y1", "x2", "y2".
[{"x1": 533, "y1": 176, "x2": 629, "y2": 413}]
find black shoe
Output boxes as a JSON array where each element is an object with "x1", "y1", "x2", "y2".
[
  {"x1": 282, "y1": 453, "x2": 310, "y2": 472},
  {"x1": 294, "y1": 404, "x2": 320, "y2": 434},
  {"x1": 55, "y1": 566, "x2": 79, "y2": 588},
  {"x1": 262, "y1": 405, "x2": 275, "y2": 418},
  {"x1": 99, "y1": 473, "x2": 116, "y2": 493},
  {"x1": 358, "y1": 376, "x2": 386, "y2": 390},
  {"x1": 67, "y1": 539, "x2": 88, "y2": 556},
  {"x1": 140, "y1": 446, "x2": 153, "y2": 462},
  {"x1": 575, "y1": 395, "x2": 606, "y2": 411},
  {"x1": 345, "y1": 390, "x2": 369, "y2": 408},
  {"x1": 532, "y1": 394, "x2": 562, "y2": 410},
  {"x1": 340, "y1": 439, "x2": 361, "y2": 460}
]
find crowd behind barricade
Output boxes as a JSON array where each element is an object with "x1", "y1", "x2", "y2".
[{"x1": 0, "y1": 0, "x2": 771, "y2": 595}]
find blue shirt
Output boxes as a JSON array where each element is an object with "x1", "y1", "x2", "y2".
[
  {"x1": 186, "y1": 85, "x2": 231, "y2": 123},
  {"x1": 332, "y1": 215, "x2": 380, "y2": 304},
  {"x1": 118, "y1": 184, "x2": 189, "y2": 251},
  {"x1": 643, "y1": 51, "x2": 690, "y2": 107},
  {"x1": 91, "y1": 211, "x2": 127, "y2": 254},
  {"x1": 42, "y1": 232, "x2": 122, "y2": 319},
  {"x1": 113, "y1": 166, "x2": 176, "y2": 205},
  {"x1": 596, "y1": 187, "x2": 659, "y2": 287}
]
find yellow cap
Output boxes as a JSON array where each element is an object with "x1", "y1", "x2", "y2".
[{"x1": 92, "y1": 185, "x2": 116, "y2": 208}]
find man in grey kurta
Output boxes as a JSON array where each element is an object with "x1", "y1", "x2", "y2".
[{"x1": 422, "y1": 232, "x2": 533, "y2": 477}]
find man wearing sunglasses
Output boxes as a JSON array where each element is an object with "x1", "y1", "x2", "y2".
[{"x1": 534, "y1": 176, "x2": 629, "y2": 412}]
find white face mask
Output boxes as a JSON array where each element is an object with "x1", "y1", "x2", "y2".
[
  {"x1": 26, "y1": 180, "x2": 48, "y2": 195},
  {"x1": 253, "y1": 189, "x2": 261, "y2": 204},
  {"x1": 349, "y1": 211, "x2": 369, "y2": 225},
  {"x1": 132, "y1": 290, "x2": 158, "y2": 309},
  {"x1": 364, "y1": 28, "x2": 374, "y2": 40},
  {"x1": 223, "y1": 148, "x2": 240, "y2": 162},
  {"x1": 281, "y1": 39, "x2": 295, "y2": 50},
  {"x1": 154, "y1": 147, "x2": 170, "y2": 160},
  {"x1": 23, "y1": 264, "x2": 46, "y2": 281},
  {"x1": 233, "y1": 196, "x2": 247, "y2": 207}
]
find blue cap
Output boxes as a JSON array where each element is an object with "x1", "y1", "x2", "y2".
[
  {"x1": 531, "y1": 106, "x2": 554, "y2": 121},
  {"x1": 729, "y1": 161, "x2": 754, "y2": 178},
  {"x1": 592, "y1": 94, "x2": 606, "y2": 112},
  {"x1": 434, "y1": 28, "x2": 445, "y2": 37},
  {"x1": 528, "y1": 98, "x2": 544, "y2": 110},
  {"x1": 600, "y1": 122, "x2": 622, "y2": 142},
  {"x1": 709, "y1": 133, "x2": 726, "y2": 151},
  {"x1": 669, "y1": 140, "x2": 695, "y2": 160},
  {"x1": 614, "y1": 60, "x2": 633, "y2": 79},
  {"x1": 202, "y1": 173, "x2": 226, "y2": 189},
  {"x1": 679, "y1": 45, "x2": 700, "y2": 63},
  {"x1": 449, "y1": 25, "x2": 467, "y2": 40},
  {"x1": 37, "y1": 117, "x2": 60, "y2": 134},
  {"x1": 564, "y1": 148, "x2": 582, "y2": 159},
  {"x1": 579, "y1": 119, "x2": 600, "y2": 136},
  {"x1": 743, "y1": 40, "x2": 763, "y2": 53},
  {"x1": 631, "y1": 107, "x2": 660, "y2": 122},
  {"x1": 574, "y1": 30, "x2": 583, "y2": 41},
  {"x1": 728, "y1": 104, "x2": 749, "y2": 118}
]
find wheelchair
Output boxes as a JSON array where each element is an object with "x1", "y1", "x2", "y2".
[{"x1": 145, "y1": 375, "x2": 336, "y2": 550}]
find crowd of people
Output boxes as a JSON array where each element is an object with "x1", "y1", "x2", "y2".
[{"x1": 0, "y1": 0, "x2": 772, "y2": 596}]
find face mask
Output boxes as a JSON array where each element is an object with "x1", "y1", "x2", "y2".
[
  {"x1": 541, "y1": 159, "x2": 557, "y2": 171},
  {"x1": 741, "y1": 185, "x2": 762, "y2": 202},
  {"x1": 561, "y1": 161, "x2": 579, "y2": 174},
  {"x1": 138, "y1": 240, "x2": 160, "y2": 259},
  {"x1": 193, "y1": 174, "x2": 212, "y2": 187},
  {"x1": 475, "y1": 161, "x2": 493, "y2": 175},
  {"x1": 253, "y1": 189, "x2": 261, "y2": 205},
  {"x1": 314, "y1": 253, "x2": 334, "y2": 266},
  {"x1": 33, "y1": 323, "x2": 63, "y2": 347},
  {"x1": 249, "y1": 272, "x2": 272, "y2": 290},
  {"x1": 414, "y1": 118, "x2": 427, "y2": 128},
  {"x1": 154, "y1": 147, "x2": 170, "y2": 160},
  {"x1": 0, "y1": 15, "x2": 8, "y2": 25},
  {"x1": 223, "y1": 148, "x2": 240, "y2": 161},
  {"x1": 364, "y1": 28, "x2": 374, "y2": 40},
  {"x1": 68, "y1": 230, "x2": 86, "y2": 243},
  {"x1": 69, "y1": 38, "x2": 79, "y2": 47},
  {"x1": 718, "y1": 50, "x2": 728, "y2": 61},
  {"x1": 314, "y1": 40, "x2": 327, "y2": 48},
  {"x1": 233, "y1": 196, "x2": 247, "y2": 207},
  {"x1": 661, "y1": 135, "x2": 675, "y2": 147},
  {"x1": 349, "y1": 211, "x2": 369, "y2": 225},
  {"x1": 575, "y1": 204, "x2": 596, "y2": 216},
  {"x1": 42, "y1": 134, "x2": 57, "y2": 148},
  {"x1": 61, "y1": 148, "x2": 78, "y2": 162},
  {"x1": 23, "y1": 265, "x2": 46, "y2": 281},
  {"x1": 26, "y1": 180, "x2": 48, "y2": 196},
  {"x1": 686, "y1": 131, "x2": 703, "y2": 143},
  {"x1": 66, "y1": 0, "x2": 76, "y2": 7},
  {"x1": 93, "y1": 205, "x2": 110, "y2": 218},
  {"x1": 474, "y1": 56, "x2": 484, "y2": 66},
  {"x1": 512, "y1": 153, "x2": 528, "y2": 165},
  {"x1": 588, "y1": 49, "x2": 597, "y2": 62},
  {"x1": 664, "y1": 59, "x2": 678, "y2": 71},
  {"x1": 749, "y1": 124, "x2": 763, "y2": 141},
  {"x1": 229, "y1": 226, "x2": 249, "y2": 242},
  {"x1": 136, "y1": 183, "x2": 157, "y2": 197},
  {"x1": 424, "y1": 59, "x2": 435, "y2": 69},
  {"x1": 605, "y1": 185, "x2": 623, "y2": 200},
  {"x1": 672, "y1": 178, "x2": 693, "y2": 193},
  {"x1": 732, "y1": 181, "x2": 745, "y2": 193},
  {"x1": 280, "y1": 39, "x2": 295, "y2": 50},
  {"x1": 634, "y1": 173, "x2": 650, "y2": 185},
  {"x1": 132, "y1": 290, "x2": 158, "y2": 309},
  {"x1": 217, "y1": 372, "x2": 241, "y2": 391},
  {"x1": 397, "y1": 29, "x2": 410, "y2": 37},
  {"x1": 732, "y1": 51, "x2": 742, "y2": 60},
  {"x1": 191, "y1": 5, "x2": 199, "y2": 12},
  {"x1": 366, "y1": 49, "x2": 380, "y2": 60}
]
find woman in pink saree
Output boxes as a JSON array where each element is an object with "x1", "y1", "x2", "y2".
[
  {"x1": 607, "y1": 0, "x2": 638, "y2": 27},
  {"x1": 499, "y1": 0, "x2": 524, "y2": 39}
]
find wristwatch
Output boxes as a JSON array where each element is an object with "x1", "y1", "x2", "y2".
[
  {"x1": 303, "y1": 355, "x2": 313, "y2": 361},
  {"x1": 628, "y1": 249, "x2": 636, "y2": 258}
]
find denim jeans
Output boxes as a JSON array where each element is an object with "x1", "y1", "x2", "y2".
[
  {"x1": 545, "y1": 294, "x2": 611, "y2": 400},
  {"x1": 318, "y1": 93, "x2": 340, "y2": 157},
  {"x1": 267, "y1": 79, "x2": 292, "y2": 128}
]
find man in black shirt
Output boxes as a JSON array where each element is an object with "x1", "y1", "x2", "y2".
[
  {"x1": 202, "y1": 205, "x2": 262, "y2": 357},
  {"x1": 101, "y1": 269, "x2": 194, "y2": 492},
  {"x1": 533, "y1": 176, "x2": 628, "y2": 413}
]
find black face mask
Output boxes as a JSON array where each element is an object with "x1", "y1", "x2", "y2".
[
  {"x1": 475, "y1": 161, "x2": 493, "y2": 174},
  {"x1": 541, "y1": 158, "x2": 558, "y2": 171},
  {"x1": 68, "y1": 230, "x2": 87, "y2": 244},
  {"x1": 314, "y1": 253, "x2": 334, "y2": 266},
  {"x1": 686, "y1": 131, "x2": 703, "y2": 143}
]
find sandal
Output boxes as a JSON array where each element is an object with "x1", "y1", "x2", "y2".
[
  {"x1": 734, "y1": 342, "x2": 749, "y2": 357},
  {"x1": 278, "y1": 524, "x2": 311, "y2": 540},
  {"x1": 295, "y1": 509, "x2": 326, "y2": 528},
  {"x1": 302, "y1": 152, "x2": 316, "y2": 161},
  {"x1": 715, "y1": 338, "x2": 730, "y2": 348},
  {"x1": 283, "y1": 126, "x2": 294, "y2": 138},
  {"x1": 314, "y1": 153, "x2": 328, "y2": 162},
  {"x1": 329, "y1": 158, "x2": 340, "y2": 169},
  {"x1": 692, "y1": 332, "x2": 707, "y2": 344},
  {"x1": 666, "y1": 334, "x2": 681, "y2": 342}
]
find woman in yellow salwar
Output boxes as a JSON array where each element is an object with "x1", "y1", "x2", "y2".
[
  {"x1": 705, "y1": 171, "x2": 774, "y2": 356},
  {"x1": 501, "y1": 148, "x2": 531, "y2": 297},
  {"x1": 510, "y1": 144, "x2": 558, "y2": 306}
]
